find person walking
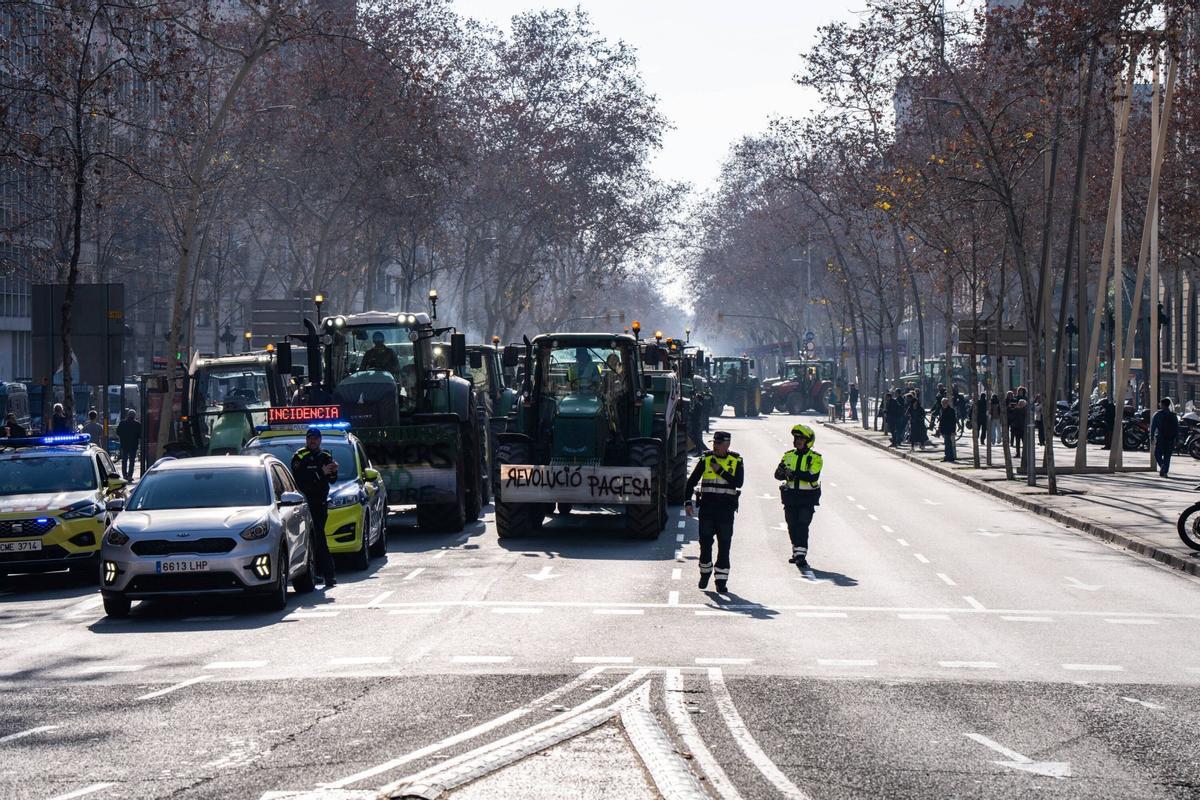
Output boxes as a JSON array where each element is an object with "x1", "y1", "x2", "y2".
[
  {"x1": 684, "y1": 430, "x2": 744, "y2": 593},
  {"x1": 775, "y1": 423, "x2": 823, "y2": 573},
  {"x1": 937, "y1": 397, "x2": 958, "y2": 462},
  {"x1": 4, "y1": 412, "x2": 27, "y2": 438},
  {"x1": 49, "y1": 403, "x2": 70, "y2": 434},
  {"x1": 1100, "y1": 396, "x2": 1117, "y2": 450},
  {"x1": 989, "y1": 393, "x2": 1002, "y2": 445},
  {"x1": 907, "y1": 393, "x2": 930, "y2": 450},
  {"x1": 848, "y1": 383, "x2": 859, "y2": 421},
  {"x1": 292, "y1": 427, "x2": 340, "y2": 588},
  {"x1": 887, "y1": 391, "x2": 906, "y2": 447},
  {"x1": 1010, "y1": 398, "x2": 1028, "y2": 460},
  {"x1": 1150, "y1": 397, "x2": 1179, "y2": 477},
  {"x1": 116, "y1": 410, "x2": 141, "y2": 480},
  {"x1": 81, "y1": 410, "x2": 103, "y2": 444},
  {"x1": 1033, "y1": 394, "x2": 1044, "y2": 446},
  {"x1": 975, "y1": 392, "x2": 989, "y2": 446}
]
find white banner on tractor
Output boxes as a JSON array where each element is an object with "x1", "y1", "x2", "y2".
[{"x1": 499, "y1": 465, "x2": 654, "y2": 504}]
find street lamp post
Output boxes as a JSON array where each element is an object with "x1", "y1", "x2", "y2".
[
  {"x1": 428, "y1": 289, "x2": 438, "y2": 320},
  {"x1": 243, "y1": 330, "x2": 252, "y2": 353},
  {"x1": 314, "y1": 293, "x2": 325, "y2": 323},
  {"x1": 1065, "y1": 316, "x2": 1078, "y2": 403}
]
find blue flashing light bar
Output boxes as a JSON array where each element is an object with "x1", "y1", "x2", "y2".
[
  {"x1": 255, "y1": 420, "x2": 351, "y2": 433},
  {"x1": 0, "y1": 433, "x2": 91, "y2": 447},
  {"x1": 35, "y1": 517, "x2": 50, "y2": 524}
]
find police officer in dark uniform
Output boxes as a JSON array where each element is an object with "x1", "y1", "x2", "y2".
[
  {"x1": 292, "y1": 427, "x2": 339, "y2": 588},
  {"x1": 775, "y1": 423, "x2": 823, "y2": 573},
  {"x1": 683, "y1": 430, "x2": 745, "y2": 593}
]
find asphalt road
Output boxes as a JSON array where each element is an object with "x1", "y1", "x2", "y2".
[{"x1": 2, "y1": 410, "x2": 1199, "y2": 800}]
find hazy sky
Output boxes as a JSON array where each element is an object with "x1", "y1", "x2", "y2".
[{"x1": 450, "y1": 0, "x2": 863, "y2": 192}]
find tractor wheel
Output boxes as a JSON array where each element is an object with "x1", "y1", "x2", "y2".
[
  {"x1": 760, "y1": 395, "x2": 774, "y2": 414},
  {"x1": 787, "y1": 393, "x2": 805, "y2": 415},
  {"x1": 667, "y1": 427, "x2": 688, "y2": 504},
  {"x1": 626, "y1": 441, "x2": 664, "y2": 540},
  {"x1": 495, "y1": 441, "x2": 536, "y2": 540},
  {"x1": 751, "y1": 387, "x2": 762, "y2": 416},
  {"x1": 733, "y1": 392, "x2": 747, "y2": 418},
  {"x1": 417, "y1": 459, "x2": 466, "y2": 533},
  {"x1": 464, "y1": 425, "x2": 483, "y2": 524}
]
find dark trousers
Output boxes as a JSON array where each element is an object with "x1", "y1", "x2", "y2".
[
  {"x1": 888, "y1": 418, "x2": 904, "y2": 446},
  {"x1": 698, "y1": 515, "x2": 734, "y2": 583},
  {"x1": 943, "y1": 434, "x2": 956, "y2": 461},
  {"x1": 784, "y1": 504, "x2": 815, "y2": 560},
  {"x1": 120, "y1": 448, "x2": 137, "y2": 480},
  {"x1": 1154, "y1": 438, "x2": 1174, "y2": 475},
  {"x1": 308, "y1": 502, "x2": 336, "y2": 581},
  {"x1": 849, "y1": 401, "x2": 858, "y2": 420}
]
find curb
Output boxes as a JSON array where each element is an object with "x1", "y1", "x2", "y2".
[{"x1": 820, "y1": 420, "x2": 1200, "y2": 579}]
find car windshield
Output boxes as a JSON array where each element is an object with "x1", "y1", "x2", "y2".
[
  {"x1": 244, "y1": 440, "x2": 356, "y2": 476},
  {"x1": 0, "y1": 456, "x2": 96, "y2": 495},
  {"x1": 541, "y1": 345, "x2": 625, "y2": 398},
  {"x1": 128, "y1": 468, "x2": 270, "y2": 510},
  {"x1": 202, "y1": 367, "x2": 271, "y2": 408}
]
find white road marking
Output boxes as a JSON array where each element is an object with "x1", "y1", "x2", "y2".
[
  {"x1": 898, "y1": 613, "x2": 951, "y2": 620},
  {"x1": 322, "y1": 667, "x2": 610, "y2": 789},
  {"x1": 526, "y1": 565, "x2": 560, "y2": 581},
  {"x1": 671, "y1": 568, "x2": 682, "y2": 581},
  {"x1": 1103, "y1": 618, "x2": 1158, "y2": 625},
  {"x1": 708, "y1": 668, "x2": 812, "y2": 799},
  {"x1": 674, "y1": 548, "x2": 683, "y2": 560},
  {"x1": 365, "y1": 590, "x2": 395, "y2": 607},
  {"x1": 432, "y1": 550, "x2": 447, "y2": 559},
  {"x1": 573, "y1": 656, "x2": 634, "y2": 664},
  {"x1": 73, "y1": 664, "x2": 145, "y2": 674},
  {"x1": 695, "y1": 657, "x2": 753, "y2": 665},
  {"x1": 451, "y1": 655, "x2": 513, "y2": 664},
  {"x1": 0, "y1": 724, "x2": 60, "y2": 744},
  {"x1": 922, "y1": 498, "x2": 941, "y2": 506},
  {"x1": 594, "y1": 608, "x2": 643, "y2": 615},
  {"x1": 974, "y1": 528, "x2": 1002, "y2": 537},
  {"x1": 678, "y1": 520, "x2": 686, "y2": 529},
  {"x1": 387, "y1": 608, "x2": 442, "y2": 615},
  {"x1": 827, "y1": 481, "x2": 838, "y2": 487},
  {"x1": 796, "y1": 611, "x2": 848, "y2": 618},
  {"x1": 818, "y1": 659, "x2": 877, "y2": 667},
  {"x1": 895, "y1": 538, "x2": 909, "y2": 547},
  {"x1": 1062, "y1": 663, "x2": 1124, "y2": 672},
  {"x1": 664, "y1": 670, "x2": 744, "y2": 800},
  {"x1": 679, "y1": 509, "x2": 687, "y2": 517},
  {"x1": 204, "y1": 661, "x2": 269, "y2": 670},
  {"x1": 286, "y1": 611, "x2": 340, "y2": 619},
  {"x1": 490, "y1": 607, "x2": 543, "y2": 615},
  {"x1": 867, "y1": 513, "x2": 879, "y2": 521},
  {"x1": 44, "y1": 783, "x2": 115, "y2": 800},
  {"x1": 913, "y1": 553, "x2": 930, "y2": 564},
  {"x1": 330, "y1": 656, "x2": 392, "y2": 666},
  {"x1": 936, "y1": 573, "x2": 957, "y2": 586},
  {"x1": 963, "y1": 596, "x2": 986, "y2": 611},
  {"x1": 881, "y1": 525, "x2": 895, "y2": 533},
  {"x1": 1064, "y1": 576, "x2": 1102, "y2": 591},
  {"x1": 621, "y1": 698, "x2": 710, "y2": 800},
  {"x1": 845, "y1": 495, "x2": 856, "y2": 502},
  {"x1": 676, "y1": 533, "x2": 685, "y2": 543},
  {"x1": 668, "y1": 591, "x2": 679, "y2": 606},
  {"x1": 939, "y1": 661, "x2": 1001, "y2": 670},
  {"x1": 964, "y1": 733, "x2": 1071, "y2": 779},
  {"x1": 1001, "y1": 615, "x2": 1053, "y2": 623},
  {"x1": 0, "y1": 622, "x2": 33, "y2": 629},
  {"x1": 1121, "y1": 696, "x2": 1166, "y2": 709},
  {"x1": 136, "y1": 674, "x2": 212, "y2": 701},
  {"x1": 402, "y1": 568, "x2": 425, "y2": 581},
  {"x1": 855, "y1": 504, "x2": 866, "y2": 511}
]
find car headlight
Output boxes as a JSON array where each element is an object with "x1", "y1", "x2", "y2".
[
  {"x1": 63, "y1": 500, "x2": 104, "y2": 520},
  {"x1": 105, "y1": 527, "x2": 129, "y2": 546},
  {"x1": 327, "y1": 485, "x2": 364, "y2": 509},
  {"x1": 240, "y1": 520, "x2": 270, "y2": 540}
]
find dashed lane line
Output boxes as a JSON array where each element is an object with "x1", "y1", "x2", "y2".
[
  {"x1": 1062, "y1": 663, "x2": 1125, "y2": 672},
  {"x1": 895, "y1": 538, "x2": 909, "y2": 547},
  {"x1": 573, "y1": 656, "x2": 635, "y2": 664},
  {"x1": 451, "y1": 655, "x2": 513, "y2": 664},
  {"x1": 695, "y1": 658, "x2": 752, "y2": 665},
  {"x1": 668, "y1": 591, "x2": 679, "y2": 606},
  {"x1": 136, "y1": 674, "x2": 212, "y2": 701},
  {"x1": 44, "y1": 783, "x2": 115, "y2": 800},
  {"x1": 329, "y1": 656, "x2": 392, "y2": 666},
  {"x1": 963, "y1": 596, "x2": 986, "y2": 611},
  {"x1": 845, "y1": 495, "x2": 856, "y2": 502},
  {"x1": 594, "y1": 608, "x2": 643, "y2": 615},
  {"x1": 898, "y1": 613, "x2": 951, "y2": 621},
  {"x1": 388, "y1": 608, "x2": 443, "y2": 615},
  {"x1": 913, "y1": 553, "x2": 930, "y2": 564},
  {"x1": 855, "y1": 504, "x2": 867, "y2": 511},
  {"x1": 1103, "y1": 618, "x2": 1159, "y2": 625},
  {"x1": 867, "y1": 513, "x2": 879, "y2": 521},
  {"x1": 490, "y1": 607, "x2": 543, "y2": 615},
  {"x1": 818, "y1": 659, "x2": 877, "y2": 667},
  {"x1": 1001, "y1": 615, "x2": 1053, "y2": 623},
  {"x1": 285, "y1": 611, "x2": 340, "y2": 620},
  {"x1": 205, "y1": 661, "x2": 268, "y2": 670},
  {"x1": 796, "y1": 611, "x2": 848, "y2": 618},
  {"x1": 678, "y1": 520, "x2": 686, "y2": 529},
  {"x1": 0, "y1": 724, "x2": 60, "y2": 744},
  {"x1": 881, "y1": 525, "x2": 895, "y2": 533},
  {"x1": 939, "y1": 661, "x2": 1001, "y2": 670},
  {"x1": 936, "y1": 573, "x2": 957, "y2": 586},
  {"x1": 708, "y1": 667, "x2": 813, "y2": 799},
  {"x1": 676, "y1": 533, "x2": 685, "y2": 543},
  {"x1": 671, "y1": 568, "x2": 682, "y2": 581},
  {"x1": 402, "y1": 568, "x2": 425, "y2": 581}
]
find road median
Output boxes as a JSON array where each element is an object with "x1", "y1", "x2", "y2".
[{"x1": 821, "y1": 420, "x2": 1200, "y2": 579}]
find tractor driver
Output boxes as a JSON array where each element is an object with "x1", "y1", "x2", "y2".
[
  {"x1": 361, "y1": 331, "x2": 401, "y2": 375},
  {"x1": 568, "y1": 347, "x2": 601, "y2": 392}
]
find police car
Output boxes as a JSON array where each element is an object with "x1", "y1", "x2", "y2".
[
  {"x1": 242, "y1": 410, "x2": 387, "y2": 570},
  {"x1": 0, "y1": 434, "x2": 128, "y2": 581}
]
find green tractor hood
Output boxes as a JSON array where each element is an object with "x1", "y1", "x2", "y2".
[{"x1": 551, "y1": 394, "x2": 607, "y2": 464}]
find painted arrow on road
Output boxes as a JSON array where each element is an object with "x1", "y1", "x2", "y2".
[
  {"x1": 526, "y1": 566, "x2": 561, "y2": 581},
  {"x1": 964, "y1": 733, "x2": 1071, "y2": 779},
  {"x1": 1064, "y1": 576, "x2": 1102, "y2": 591}
]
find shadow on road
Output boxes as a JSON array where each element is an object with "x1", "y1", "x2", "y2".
[
  {"x1": 701, "y1": 589, "x2": 780, "y2": 620},
  {"x1": 806, "y1": 568, "x2": 858, "y2": 587}
]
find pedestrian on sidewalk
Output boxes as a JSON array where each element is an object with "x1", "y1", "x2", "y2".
[
  {"x1": 975, "y1": 392, "x2": 988, "y2": 445},
  {"x1": 49, "y1": 403, "x2": 70, "y2": 434},
  {"x1": 1101, "y1": 397, "x2": 1116, "y2": 450},
  {"x1": 1011, "y1": 398, "x2": 1027, "y2": 460},
  {"x1": 116, "y1": 409, "x2": 141, "y2": 480},
  {"x1": 81, "y1": 410, "x2": 103, "y2": 444},
  {"x1": 989, "y1": 394, "x2": 1002, "y2": 445},
  {"x1": 775, "y1": 423, "x2": 822, "y2": 574},
  {"x1": 886, "y1": 391, "x2": 905, "y2": 447},
  {"x1": 907, "y1": 393, "x2": 930, "y2": 450},
  {"x1": 1150, "y1": 397, "x2": 1179, "y2": 477},
  {"x1": 848, "y1": 383, "x2": 859, "y2": 421},
  {"x1": 1033, "y1": 394, "x2": 1044, "y2": 446},
  {"x1": 937, "y1": 397, "x2": 958, "y2": 462},
  {"x1": 684, "y1": 430, "x2": 744, "y2": 593},
  {"x1": 4, "y1": 412, "x2": 27, "y2": 438}
]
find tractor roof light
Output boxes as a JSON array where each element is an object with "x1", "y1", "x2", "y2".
[
  {"x1": 631, "y1": 320, "x2": 640, "y2": 332},
  {"x1": 492, "y1": 335, "x2": 500, "y2": 345},
  {"x1": 654, "y1": 331, "x2": 663, "y2": 341}
]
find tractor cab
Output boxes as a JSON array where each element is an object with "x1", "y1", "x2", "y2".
[{"x1": 180, "y1": 353, "x2": 289, "y2": 455}]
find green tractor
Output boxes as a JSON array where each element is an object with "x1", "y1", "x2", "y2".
[
  {"x1": 494, "y1": 332, "x2": 669, "y2": 539},
  {"x1": 319, "y1": 311, "x2": 485, "y2": 533},
  {"x1": 640, "y1": 335, "x2": 689, "y2": 503},
  {"x1": 170, "y1": 352, "x2": 291, "y2": 457},
  {"x1": 465, "y1": 342, "x2": 519, "y2": 505},
  {"x1": 709, "y1": 356, "x2": 762, "y2": 417}
]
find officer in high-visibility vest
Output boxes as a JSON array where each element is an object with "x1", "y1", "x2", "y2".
[
  {"x1": 775, "y1": 423, "x2": 823, "y2": 572},
  {"x1": 684, "y1": 430, "x2": 745, "y2": 593}
]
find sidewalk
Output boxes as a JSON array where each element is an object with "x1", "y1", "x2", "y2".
[{"x1": 822, "y1": 418, "x2": 1200, "y2": 578}]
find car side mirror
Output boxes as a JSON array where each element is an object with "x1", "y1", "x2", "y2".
[
  {"x1": 362, "y1": 468, "x2": 380, "y2": 481},
  {"x1": 450, "y1": 333, "x2": 467, "y2": 367},
  {"x1": 105, "y1": 476, "x2": 128, "y2": 491},
  {"x1": 502, "y1": 344, "x2": 521, "y2": 368},
  {"x1": 105, "y1": 498, "x2": 125, "y2": 512},
  {"x1": 279, "y1": 491, "x2": 305, "y2": 506},
  {"x1": 469, "y1": 350, "x2": 484, "y2": 369}
]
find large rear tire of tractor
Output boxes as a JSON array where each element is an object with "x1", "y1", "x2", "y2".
[
  {"x1": 667, "y1": 427, "x2": 688, "y2": 504},
  {"x1": 417, "y1": 459, "x2": 467, "y2": 533},
  {"x1": 733, "y1": 392, "x2": 747, "y2": 418},
  {"x1": 626, "y1": 441, "x2": 664, "y2": 540},
  {"x1": 760, "y1": 395, "x2": 774, "y2": 414},
  {"x1": 495, "y1": 441, "x2": 536, "y2": 540},
  {"x1": 751, "y1": 387, "x2": 761, "y2": 416},
  {"x1": 464, "y1": 424, "x2": 483, "y2": 524}
]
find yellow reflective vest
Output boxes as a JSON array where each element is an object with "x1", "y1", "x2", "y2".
[
  {"x1": 779, "y1": 449, "x2": 822, "y2": 491},
  {"x1": 700, "y1": 452, "x2": 742, "y2": 496}
]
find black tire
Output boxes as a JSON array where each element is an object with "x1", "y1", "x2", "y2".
[
  {"x1": 369, "y1": 509, "x2": 388, "y2": 558},
  {"x1": 264, "y1": 546, "x2": 289, "y2": 612},
  {"x1": 1124, "y1": 428, "x2": 1147, "y2": 452},
  {"x1": 733, "y1": 393, "x2": 746, "y2": 418},
  {"x1": 751, "y1": 387, "x2": 761, "y2": 416},
  {"x1": 495, "y1": 441, "x2": 536, "y2": 540},
  {"x1": 103, "y1": 594, "x2": 131, "y2": 618},
  {"x1": 667, "y1": 428, "x2": 687, "y2": 504},
  {"x1": 626, "y1": 441, "x2": 664, "y2": 539},
  {"x1": 464, "y1": 425, "x2": 483, "y2": 524},
  {"x1": 1177, "y1": 502, "x2": 1200, "y2": 551},
  {"x1": 349, "y1": 513, "x2": 371, "y2": 571},
  {"x1": 1190, "y1": 437, "x2": 1200, "y2": 460},
  {"x1": 293, "y1": 541, "x2": 316, "y2": 594},
  {"x1": 1060, "y1": 426, "x2": 1079, "y2": 449},
  {"x1": 787, "y1": 393, "x2": 805, "y2": 415},
  {"x1": 417, "y1": 459, "x2": 467, "y2": 533},
  {"x1": 760, "y1": 396, "x2": 774, "y2": 414}
]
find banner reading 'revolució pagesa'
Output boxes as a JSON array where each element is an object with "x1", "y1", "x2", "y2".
[{"x1": 499, "y1": 465, "x2": 654, "y2": 504}]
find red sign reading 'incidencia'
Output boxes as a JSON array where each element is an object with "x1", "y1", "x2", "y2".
[{"x1": 267, "y1": 405, "x2": 342, "y2": 424}]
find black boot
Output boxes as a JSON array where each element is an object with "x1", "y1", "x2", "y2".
[
  {"x1": 698, "y1": 572, "x2": 711, "y2": 589},
  {"x1": 715, "y1": 579, "x2": 727, "y2": 593},
  {"x1": 796, "y1": 558, "x2": 810, "y2": 573}
]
